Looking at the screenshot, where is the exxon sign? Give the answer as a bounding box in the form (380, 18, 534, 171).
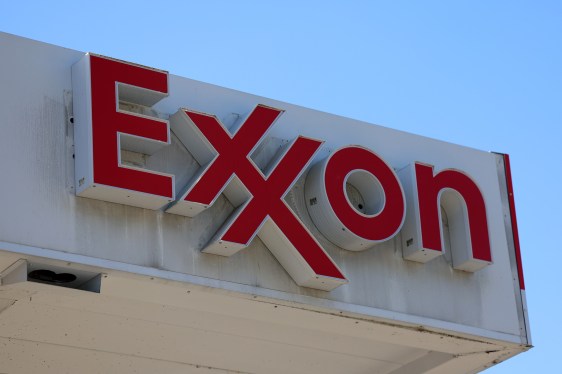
(72, 54, 493, 291)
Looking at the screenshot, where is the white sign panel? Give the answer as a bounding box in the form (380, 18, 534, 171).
(0, 32, 529, 348)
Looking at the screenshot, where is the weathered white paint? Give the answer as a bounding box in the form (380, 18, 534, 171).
(0, 253, 527, 373)
(0, 32, 530, 372)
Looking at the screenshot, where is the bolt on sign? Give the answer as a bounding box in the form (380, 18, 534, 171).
(73, 54, 493, 291)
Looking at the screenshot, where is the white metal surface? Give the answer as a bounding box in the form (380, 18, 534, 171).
(0, 32, 530, 372)
(0, 252, 525, 373)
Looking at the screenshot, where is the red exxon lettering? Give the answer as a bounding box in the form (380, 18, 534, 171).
(76, 54, 174, 209)
(305, 146, 406, 251)
(167, 105, 347, 291)
(399, 162, 492, 272)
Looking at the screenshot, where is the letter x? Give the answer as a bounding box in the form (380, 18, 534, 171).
(167, 105, 347, 290)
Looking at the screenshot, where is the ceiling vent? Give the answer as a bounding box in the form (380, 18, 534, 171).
(0, 259, 101, 293)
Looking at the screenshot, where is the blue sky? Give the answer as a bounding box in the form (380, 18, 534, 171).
(2, 1, 561, 372)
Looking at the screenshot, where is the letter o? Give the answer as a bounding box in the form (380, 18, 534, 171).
(305, 146, 405, 251)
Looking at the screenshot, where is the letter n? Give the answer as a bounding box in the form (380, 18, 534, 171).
(398, 163, 492, 272)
